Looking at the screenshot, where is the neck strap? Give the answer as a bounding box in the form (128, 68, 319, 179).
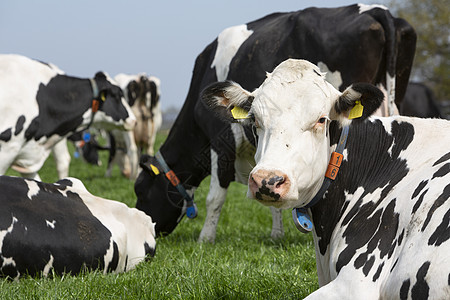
(155, 151, 198, 219)
(292, 125, 350, 233)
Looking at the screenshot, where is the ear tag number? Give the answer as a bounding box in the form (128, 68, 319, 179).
(231, 106, 250, 120)
(150, 164, 160, 175)
(348, 100, 364, 119)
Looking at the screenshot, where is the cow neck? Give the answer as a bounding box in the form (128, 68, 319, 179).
(292, 124, 350, 233)
(74, 78, 102, 135)
(155, 151, 198, 219)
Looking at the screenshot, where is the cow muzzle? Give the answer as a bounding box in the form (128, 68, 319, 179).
(248, 170, 291, 202)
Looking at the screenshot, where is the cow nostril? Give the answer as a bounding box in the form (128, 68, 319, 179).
(275, 176, 285, 188)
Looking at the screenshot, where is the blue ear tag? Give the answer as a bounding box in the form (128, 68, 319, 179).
(292, 208, 313, 233)
(186, 200, 198, 219)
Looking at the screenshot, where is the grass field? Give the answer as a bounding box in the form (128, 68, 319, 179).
(3, 132, 318, 299)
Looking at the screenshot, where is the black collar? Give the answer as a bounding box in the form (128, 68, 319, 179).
(292, 125, 350, 233)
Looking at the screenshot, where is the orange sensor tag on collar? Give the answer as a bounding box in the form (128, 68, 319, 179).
(92, 100, 99, 113)
(325, 152, 343, 180)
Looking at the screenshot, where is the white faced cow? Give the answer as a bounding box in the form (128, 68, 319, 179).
(0, 54, 136, 180)
(202, 59, 450, 299)
(0, 175, 156, 279)
(134, 4, 416, 244)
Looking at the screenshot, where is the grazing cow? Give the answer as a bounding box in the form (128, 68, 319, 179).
(134, 4, 416, 243)
(0, 175, 156, 279)
(400, 82, 444, 118)
(103, 74, 162, 179)
(203, 59, 450, 299)
(0, 54, 136, 180)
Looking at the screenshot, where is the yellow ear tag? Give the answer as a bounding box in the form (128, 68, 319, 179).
(150, 164, 160, 175)
(100, 92, 106, 101)
(348, 100, 364, 119)
(231, 106, 249, 120)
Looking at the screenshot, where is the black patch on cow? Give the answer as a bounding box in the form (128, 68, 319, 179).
(24, 75, 91, 141)
(448, 273, 450, 286)
(0, 128, 12, 142)
(313, 119, 412, 275)
(372, 261, 384, 282)
(432, 163, 450, 179)
(412, 180, 428, 199)
(391, 258, 399, 273)
(413, 189, 428, 214)
(14, 115, 26, 136)
(144, 241, 156, 258)
(433, 152, 450, 166)
(0, 176, 112, 277)
(411, 261, 430, 299)
(400, 279, 410, 300)
(428, 207, 450, 246)
(106, 242, 120, 273)
(397, 229, 404, 246)
(422, 183, 450, 231)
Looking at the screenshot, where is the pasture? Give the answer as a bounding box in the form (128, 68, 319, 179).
(3, 132, 318, 299)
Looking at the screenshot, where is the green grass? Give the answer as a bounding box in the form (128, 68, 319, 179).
(3, 132, 318, 299)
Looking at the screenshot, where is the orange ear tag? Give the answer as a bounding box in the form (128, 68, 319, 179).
(348, 100, 364, 119)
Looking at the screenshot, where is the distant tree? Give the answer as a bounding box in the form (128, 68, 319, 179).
(388, 0, 449, 101)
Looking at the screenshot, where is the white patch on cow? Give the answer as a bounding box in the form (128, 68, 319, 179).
(358, 3, 388, 14)
(0, 216, 18, 277)
(25, 179, 40, 200)
(231, 123, 256, 184)
(198, 149, 228, 243)
(46, 220, 56, 229)
(211, 24, 253, 81)
(42, 254, 54, 277)
(318, 62, 343, 90)
(386, 73, 397, 116)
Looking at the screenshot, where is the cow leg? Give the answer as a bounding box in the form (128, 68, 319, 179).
(269, 207, 284, 239)
(198, 150, 228, 243)
(52, 138, 71, 179)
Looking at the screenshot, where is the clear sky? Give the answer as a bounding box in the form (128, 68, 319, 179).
(1, 1, 382, 110)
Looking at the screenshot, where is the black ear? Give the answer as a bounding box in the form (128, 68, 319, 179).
(201, 81, 253, 123)
(334, 83, 384, 120)
(139, 154, 162, 176)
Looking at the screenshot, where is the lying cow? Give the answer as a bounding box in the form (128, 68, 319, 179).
(202, 59, 450, 299)
(134, 4, 416, 243)
(0, 54, 136, 180)
(0, 176, 156, 279)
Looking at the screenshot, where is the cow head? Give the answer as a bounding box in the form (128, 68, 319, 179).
(92, 72, 136, 131)
(134, 154, 186, 236)
(202, 59, 383, 209)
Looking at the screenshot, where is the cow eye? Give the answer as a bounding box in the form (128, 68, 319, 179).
(318, 117, 327, 124)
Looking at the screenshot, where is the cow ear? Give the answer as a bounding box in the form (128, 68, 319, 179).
(139, 154, 161, 176)
(332, 83, 384, 121)
(201, 81, 254, 123)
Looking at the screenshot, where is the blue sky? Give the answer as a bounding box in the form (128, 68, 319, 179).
(1, 1, 381, 110)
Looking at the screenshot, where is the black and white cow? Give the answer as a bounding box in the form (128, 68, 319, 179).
(400, 82, 444, 119)
(134, 4, 416, 243)
(203, 59, 450, 299)
(90, 74, 163, 180)
(0, 54, 136, 180)
(0, 175, 156, 279)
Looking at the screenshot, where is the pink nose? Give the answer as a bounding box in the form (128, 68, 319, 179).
(248, 170, 290, 201)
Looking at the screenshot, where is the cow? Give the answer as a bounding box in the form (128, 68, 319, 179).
(202, 58, 450, 299)
(0, 54, 136, 180)
(134, 4, 416, 243)
(400, 82, 444, 118)
(0, 175, 156, 279)
(101, 74, 162, 179)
